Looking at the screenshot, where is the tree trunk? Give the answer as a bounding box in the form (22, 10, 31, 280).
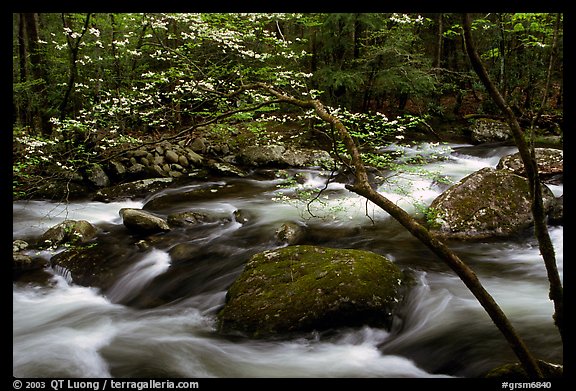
(20, 13, 51, 134)
(18, 14, 28, 83)
(59, 13, 91, 120)
(16, 14, 28, 126)
(353, 13, 362, 60)
(462, 13, 563, 347)
(497, 14, 507, 98)
(434, 13, 443, 68)
(531, 13, 561, 128)
(109, 14, 123, 91)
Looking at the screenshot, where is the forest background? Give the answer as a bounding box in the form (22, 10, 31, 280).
(12, 12, 563, 199)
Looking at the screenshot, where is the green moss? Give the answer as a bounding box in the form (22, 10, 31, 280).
(218, 245, 406, 338)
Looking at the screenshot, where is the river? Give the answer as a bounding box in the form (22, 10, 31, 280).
(13, 141, 563, 379)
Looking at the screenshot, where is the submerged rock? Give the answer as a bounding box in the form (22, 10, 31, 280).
(167, 211, 214, 227)
(93, 178, 174, 202)
(50, 242, 132, 290)
(217, 245, 407, 338)
(274, 221, 306, 245)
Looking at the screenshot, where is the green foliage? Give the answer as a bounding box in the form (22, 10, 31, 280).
(330, 109, 428, 167)
(306, 13, 438, 111)
(12, 12, 563, 198)
(421, 205, 444, 229)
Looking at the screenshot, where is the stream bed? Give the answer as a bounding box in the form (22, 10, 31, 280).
(13, 142, 563, 378)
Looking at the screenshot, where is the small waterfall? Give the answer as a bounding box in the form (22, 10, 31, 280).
(106, 249, 171, 303)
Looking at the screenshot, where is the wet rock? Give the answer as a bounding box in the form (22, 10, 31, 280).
(13, 239, 29, 253)
(496, 148, 563, 183)
(93, 178, 174, 202)
(429, 167, 556, 240)
(239, 145, 286, 166)
(549, 195, 563, 225)
(167, 211, 213, 227)
(34, 179, 88, 200)
(207, 160, 248, 177)
(168, 242, 202, 263)
(275, 221, 306, 245)
(39, 220, 98, 248)
(13, 251, 49, 281)
(50, 243, 129, 290)
(233, 209, 256, 225)
(238, 145, 334, 168)
(218, 245, 407, 338)
(143, 182, 270, 211)
(119, 208, 170, 234)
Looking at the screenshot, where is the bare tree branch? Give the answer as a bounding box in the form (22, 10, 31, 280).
(463, 13, 563, 351)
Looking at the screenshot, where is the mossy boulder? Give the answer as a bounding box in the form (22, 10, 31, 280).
(429, 167, 555, 240)
(39, 219, 98, 248)
(217, 245, 407, 338)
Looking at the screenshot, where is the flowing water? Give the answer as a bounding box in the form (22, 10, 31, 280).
(13, 142, 563, 378)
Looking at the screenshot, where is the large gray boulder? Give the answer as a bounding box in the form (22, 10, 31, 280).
(429, 167, 556, 240)
(217, 245, 407, 338)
